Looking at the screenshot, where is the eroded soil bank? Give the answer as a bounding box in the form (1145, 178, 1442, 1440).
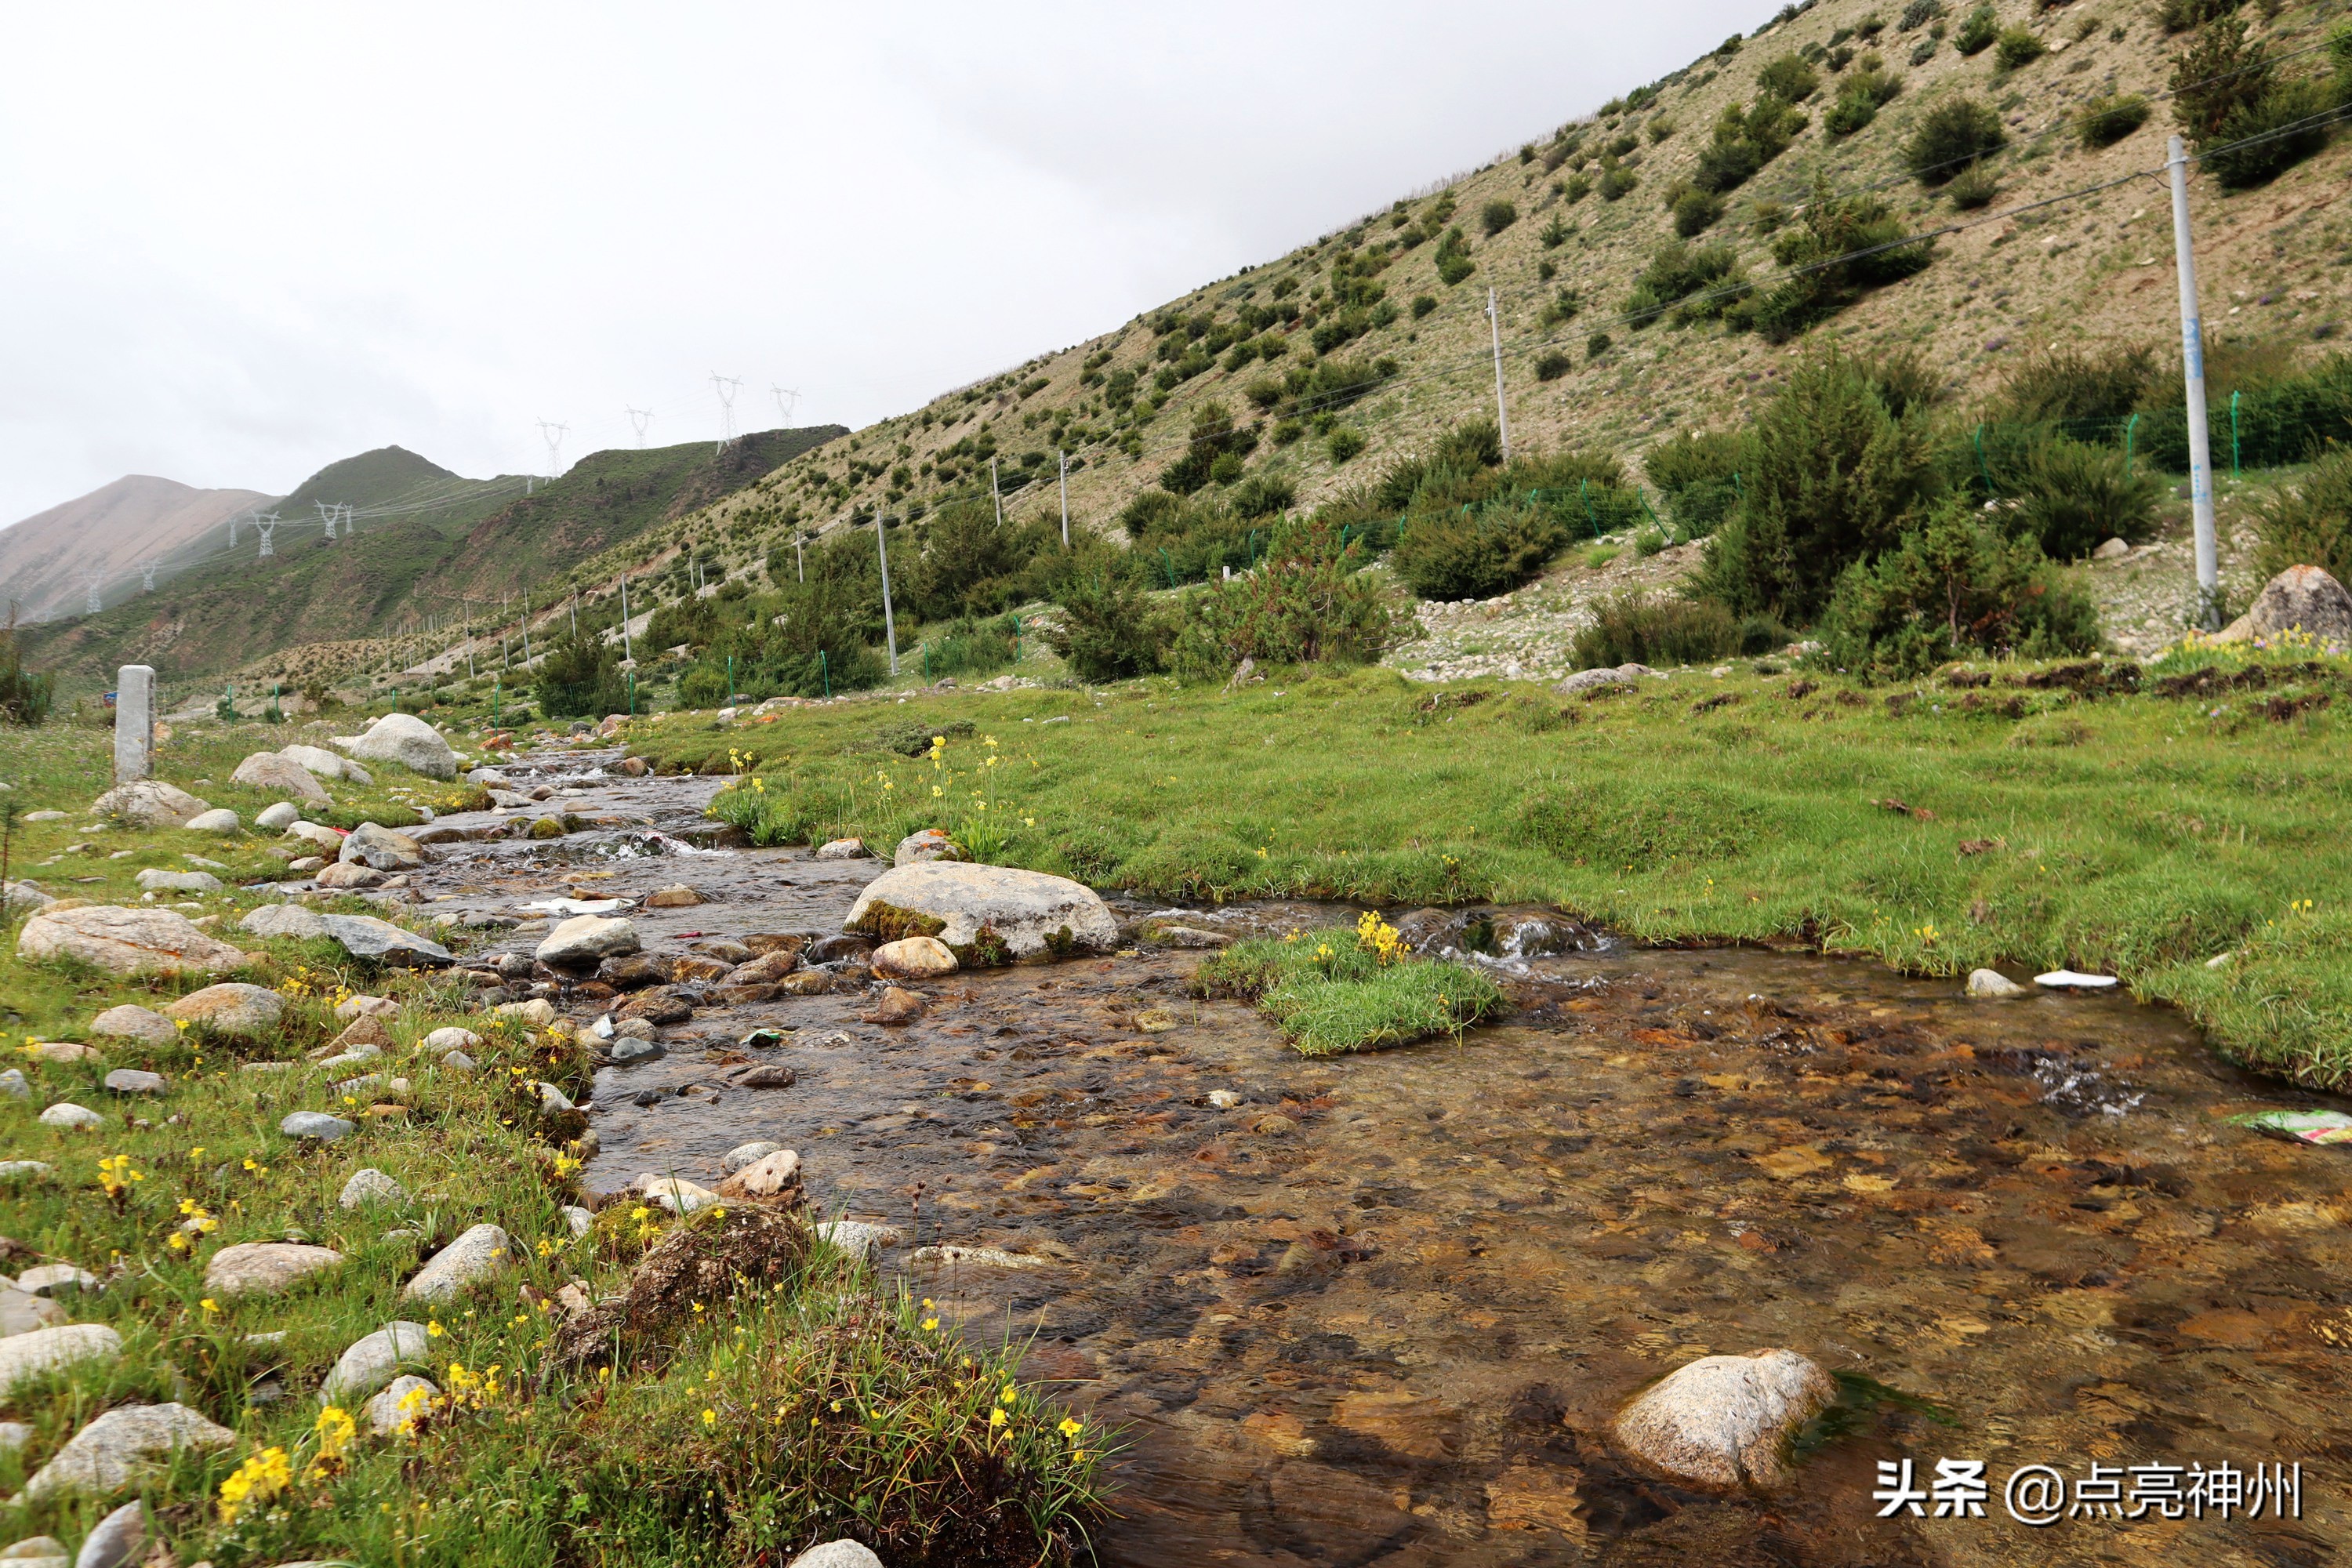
(411, 750, 2352, 1567)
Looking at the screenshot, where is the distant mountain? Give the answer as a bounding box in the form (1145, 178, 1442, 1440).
(0, 476, 267, 623)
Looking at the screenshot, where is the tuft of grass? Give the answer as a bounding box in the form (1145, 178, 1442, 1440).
(1198, 923, 1504, 1055)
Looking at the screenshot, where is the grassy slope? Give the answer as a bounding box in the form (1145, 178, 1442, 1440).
(0, 721, 1104, 1566)
(609, 0, 2352, 595)
(637, 645, 2352, 1089)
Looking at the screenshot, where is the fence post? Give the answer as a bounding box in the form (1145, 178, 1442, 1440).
(1580, 478, 1596, 533)
(493, 677, 501, 729)
(1013, 614, 1023, 662)
(1973, 423, 1994, 498)
(2230, 390, 2241, 477)
(626, 672, 635, 716)
(820, 650, 830, 699)
(726, 655, 735, 705)
(2123, 412, 2140, 477)
(1161, 547, 1176, 588)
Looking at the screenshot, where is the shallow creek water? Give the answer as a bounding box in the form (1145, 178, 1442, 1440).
(408, 748, 2352, 1567)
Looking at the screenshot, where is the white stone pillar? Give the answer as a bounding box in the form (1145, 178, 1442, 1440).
(114, 664, 156, 784)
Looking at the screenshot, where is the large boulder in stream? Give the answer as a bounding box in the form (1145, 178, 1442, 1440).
(332, 713, 459, 780)
(2215, 564, 2352, 646)
(1612, 1348, 1836, 1490)
(844, 862, 1116, 962)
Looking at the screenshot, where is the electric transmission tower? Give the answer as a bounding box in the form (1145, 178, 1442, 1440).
(228, 511, 241, 549)
(83, 568, 105, 615)
(710, 373, 742, 450)
(626, 407, 654, 448)
(315, 499, 350, 541)
(139, 558, 159, 592)
(538, 419, 569, 479)
(252, 511, 280, 559)
(771, 385, 799, 427)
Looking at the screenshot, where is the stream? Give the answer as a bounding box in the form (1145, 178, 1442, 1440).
(385, 743, 2352, 1567)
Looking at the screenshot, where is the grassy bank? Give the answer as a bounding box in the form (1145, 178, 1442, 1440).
(0, 727, 1109, 1566)
(640, 642, 2352, 1089)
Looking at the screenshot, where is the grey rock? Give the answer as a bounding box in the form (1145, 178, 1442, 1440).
(240, 902, 328, 941)
(561, 1205, 593, 1239)
(88, 1005, 175, 1046)
(421, 1026, 481, 1053)
(283, 818, 344, 850)
(162, 982, 284, 1039)
(2091, 536, 2130, 560)
(464, 767, 510, 786)
(438, 1050, 477, 1073)
(363, 1374, 439, 1435)
(0, 1071, 27, 1100)
(1, 880, 55, 915)
(0, 1159, 52, 1180)
(786, 1544, 884, 1568)
(815, 1221, 906, 1261)
(536, 914, 640, 967)
(339, 1168, 409, 1208)
(608, 1036, 666, 1066)
(339, 821, 426, 871)
(280, 1112, 357, 1142)
(1612, 1348, 1835, 1490)
(0, 1324, 122, 1399)
(15, 905, 244, 976)
(892, 828, 962, 866)
(87, 781, 209, 828)
(401, 1223, 513, 1301)
(281, 742, 353, 779)
(318, 913, 451, 968)
(0, 1422, 31, 1454)
(533, 1081, 574, 1112)
(1965, 968, 2027, 999)
(721, 1140, 784, 1174)
(846, 862, 1116, 960)
(254, 800, 303, 831)
(321, 1320, 430, 1403)
(182, 809, 242, 836)
(101, 1069, 165, 1096)
(333, 712, 458, 779)
(203, 1242, 343, 1298)
(133, 868, 220, 895)
(2216, 564, 2352, 645)
(21, 1403, 235, 1500)
(72, 1500, 147, 1568)
(38, 1104, 103, 1131)
(814, 837, 869, 860)
(232, 751, 332, 801)
(16, 1265, 96, 1298)
(0, 1286, 66, 1338)
(1, 1538, 67, 1568)
(1555, 666, 1635, 695)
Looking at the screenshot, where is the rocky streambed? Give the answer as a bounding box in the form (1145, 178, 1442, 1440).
(341, 744, 2352, 1567)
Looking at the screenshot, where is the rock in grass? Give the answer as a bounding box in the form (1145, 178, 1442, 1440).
(421, 1027, 481, 1054)
(17, 1265, 96, 1298)
(202, 1242, 343, 1298)
(101, 1069, 165, 1097)
(0, 1160, 52, 1181)
(1965, 968, 2027, 999)
(87, 781, 208, 828)
(716, 1149, 803, 1200)
(285, 819, 344, 851)
(720, 1141, 783, 1174)
(537, 914, 640, 967)
(0, 1324, 122, 1399)
(15, 906, 244, 977)
(338, 821, 426, 871)
(844, 862, 1116, 961)
(38, 1104, 103, 1131)
(254, 800, 303, 831)
(1, 1285, 67, 1337)
(363, 1374, 439, 1435)
(183, 809, 241, 835)
(317, 913, 451, 968)
(1611, 1348, 1836, 1490)
(814, 838, 868, 860)
(631, 1174, 722, 1216)
(232, 751, 332, 801)
(133, 869, 220, 895)
(339, 1169, 408, 1208)
(1555, 666, 1638, 696)
(892, 828, 961, 866)
(321, 1321, 430, 1403)
(786, 1544, 884, 1568)
(280, 1112, 356, 1142)
(20, 1403, 235, 1500)
(2214, 564, 2352, 645)
(871, 935, 957, 980)
(492, 999, 557, 1027)
(88, 1006, 174, 1046)
(0, 1537, 67, 1568)
(240, 902, 328, 941)
(332, 713, 458, 780)
(814, 1221, 904, 1261)
(162, 982, 284, 1040)
(0, 1071, 26, 1101)
(282, 743, 353, 780)
(71, 1500, 148, 1568)
(401, 1224, 513, 1302)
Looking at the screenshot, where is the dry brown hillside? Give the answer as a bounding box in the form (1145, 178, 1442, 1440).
(579, 0, 2350, 594)
(0, 476, 266, 622)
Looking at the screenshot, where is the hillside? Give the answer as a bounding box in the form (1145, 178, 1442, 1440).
(591, 0, 2352, 604)
(16, 429, 844, 697)
(0, 475, 267, 622)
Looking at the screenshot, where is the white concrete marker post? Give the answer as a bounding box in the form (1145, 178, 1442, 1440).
(114, 664, 155, 784)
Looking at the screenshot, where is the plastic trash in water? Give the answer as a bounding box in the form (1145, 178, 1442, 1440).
(2034, 970, 2120, 990)
(521, 898, 628, 916)
(2235, 1109, 2352, 1146)
(739, 1027, 789, 1048)
(590, 1015, 615, 1040)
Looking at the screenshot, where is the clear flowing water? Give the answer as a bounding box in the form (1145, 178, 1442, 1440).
(411, 747, 2352, 1567)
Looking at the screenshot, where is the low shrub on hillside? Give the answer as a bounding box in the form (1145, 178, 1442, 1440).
(2076, 92, 2154, 147)
(906, 497, 1057, 621)
(1628, 241, 1748, 326)
(1996, 345, 2156, 427)
(1994, 26, 2047, 69)
(1646, 428, 1746, 537)
(1046, 572, 1169, 681)
(2252, 448, 2352, 583)
(1570, 592, 1745, 668)
(1171, 517, 1398, 677)
(1535, 350, 1574, 382)
(1817, 503, 2100, 678)
(2172, 16, 2341, 188)
(1480, 198, 1518, 236)
(533, 627, 630, 718)
(1392, 495, 1571, 601)
(0, 616, 53, 726)
(1756, 53, 1820, 101)
(1824, 61, 1903, 134)
(2008, 434, 2166, 559)
(1748, 183, 1935, 342)
(1671, 186, 1727, 236)
(1906, 96, 2005, 183)
(1953, 4, 1998, 54)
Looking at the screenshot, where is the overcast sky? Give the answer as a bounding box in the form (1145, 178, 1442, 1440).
(0, 1, 1762, 526)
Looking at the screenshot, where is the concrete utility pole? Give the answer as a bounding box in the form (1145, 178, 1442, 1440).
(875, 510, 899, 676)
(990, 457, 1004, 528)
(521, 590, 532, 667)
(1486, 286, 1511, 465)
(620, 575, 633, 666)
(2167, 136, 2221, 630)
(114, 665, 156, 783)
(1058, 451, 1070, 547)
(794, 535, 804, 583)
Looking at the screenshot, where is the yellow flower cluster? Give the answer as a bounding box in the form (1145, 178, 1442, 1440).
(218, 1445, 292, 1523)
(1356, 910, 1406, 966)
(308, 1406, 356, 1479)
(96, 1154, 143, 1201)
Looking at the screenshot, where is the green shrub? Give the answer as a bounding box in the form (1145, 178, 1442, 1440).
(533, 627, 630, 718)
(1392, 495, 1570, 601)
(1671, 186, 1726, 236)
(1596, 158, 1639, 201)
(1171, 517, 1399, 677)
(1646, 428, 1745, 536)
(915, 613, 1018, 680)
(1748, 182, 1935, 341)
(1197, 927, 1504, 1055)
(1954, 4, 1998, 53)
(1563, 172, 1593, 203)
(1588, 332, 1613, 358)
(1996, 344, 2157, 426)
(2203, 75, 2337, 189)
(1691, 95, 1809, 196)
(1045, 574, 1168, 681)
(1757, 53, 1820, 100)
(1410, 293, 1438, 318)
(0, 617, 53, 726)
(2009, 435, 2165, 558)
(1535, 350, 1574, 382)
(1628, 240, 1748, 325)
(1480, 198, 1519, 236)
(1435, 225, 1476, 284)
(1538, 288, 1582, 328)
(1906, 96, 2005, 183)
(1818, 503, 2100, 677)
(2252, 448, 2352, 582)
(1944, 165, 2001, 209)
(2076, 92, 2154, 147)
(2159, 0, 2243, 31)
(1229, 473, 1296, 520)
(1328, 426, 1367, 463)
(1692, 351, 1940, 621)
(1824, 64, 1903, 135)
(904, 497, 1054, 620)
(1160, 402, 1254, 494)
(1571, 591, 1743, 667)
(1994, 26, 2048, 68)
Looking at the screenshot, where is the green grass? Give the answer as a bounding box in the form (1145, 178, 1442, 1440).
(622, 643, 2352, 1087)
(1197, 925, 1504, 1054)
(0, 717, 1109, 1566)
